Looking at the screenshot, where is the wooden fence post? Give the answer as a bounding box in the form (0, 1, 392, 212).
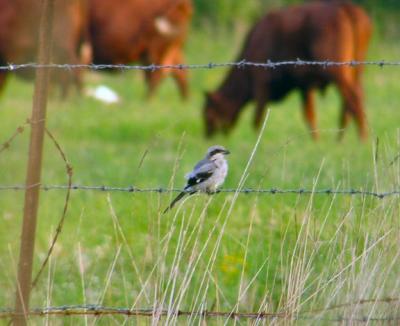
(13, 0, 55, 324)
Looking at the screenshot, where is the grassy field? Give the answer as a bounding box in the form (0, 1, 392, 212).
(1, 24, 400, 324)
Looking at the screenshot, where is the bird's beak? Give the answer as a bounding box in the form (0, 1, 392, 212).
(224, 149, 230, 155)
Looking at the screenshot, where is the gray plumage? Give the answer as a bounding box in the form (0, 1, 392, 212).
(163, 145, 230, 213)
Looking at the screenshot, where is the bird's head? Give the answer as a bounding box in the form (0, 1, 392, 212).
(206, 145, 230, 159)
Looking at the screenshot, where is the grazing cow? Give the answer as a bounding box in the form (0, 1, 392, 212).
(203, 1, 372, 140)
(88, 0, 193, 99)
(0, 0, 88, 97)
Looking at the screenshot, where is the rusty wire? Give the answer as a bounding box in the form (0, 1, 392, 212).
(30, 128, 73, 288)
(0, 304, 399, 323)
(0, 120, 30, 154)
(0, 119, 73, 289)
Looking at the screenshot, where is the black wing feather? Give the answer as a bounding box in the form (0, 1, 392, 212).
(185, 171, 213, 188)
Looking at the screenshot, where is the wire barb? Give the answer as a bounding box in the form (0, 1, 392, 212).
(0, 120, 30, 154)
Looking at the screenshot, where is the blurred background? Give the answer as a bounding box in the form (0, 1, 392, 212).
(192, 0, 399, 32)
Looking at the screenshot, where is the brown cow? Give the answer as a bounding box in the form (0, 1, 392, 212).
(0, 0, 88, 97)
(203, 1, 372, 140)
(88, 0, 192, 99)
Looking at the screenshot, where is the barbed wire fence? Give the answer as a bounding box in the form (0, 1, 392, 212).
(0, 184, 400, 198)
(2, 59, 400, 72)
(0, 305, 399, 323)
(1, 296, 400, 322)
(1, 58, 400, 323)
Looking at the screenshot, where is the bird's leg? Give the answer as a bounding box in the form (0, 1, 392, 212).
(206, 189, 216, 195)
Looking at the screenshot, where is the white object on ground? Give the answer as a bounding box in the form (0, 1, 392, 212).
(86, 85, 120, 104)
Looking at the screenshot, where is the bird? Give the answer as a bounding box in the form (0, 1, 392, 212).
(163, 145, 230, 213)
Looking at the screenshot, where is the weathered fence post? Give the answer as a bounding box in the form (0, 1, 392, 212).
(13, 0, 55, 324)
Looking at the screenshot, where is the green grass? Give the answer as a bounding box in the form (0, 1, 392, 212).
(0, 27, 400, 324)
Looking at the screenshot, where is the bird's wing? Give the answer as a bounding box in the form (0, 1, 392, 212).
(185, 160, 216, 189)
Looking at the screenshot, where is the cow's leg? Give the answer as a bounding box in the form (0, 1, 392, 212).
(0, 57, 9, 94)
(65, 48, 83, 96)
(73, 68, 83, 95)
(144, 49, 166, 99)
(144, 44, 177, 99)
(60, 73, 70, 99)
(335, 75, 367, 141)
(301, 89, 319, 140)
(170, 50, 189, 99)
(0, 71, 8, 94)
(338, 107, 351, 141)
(253, 95, 268, 129)
(253, 77, 269, 129)
(145, 46, 188, 100)
(52, 47, 78, 99)
(144, 69, 164, 99)
(172, 69, 188, 99)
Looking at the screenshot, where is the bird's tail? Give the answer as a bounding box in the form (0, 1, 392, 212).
(163, 191, 186, 214)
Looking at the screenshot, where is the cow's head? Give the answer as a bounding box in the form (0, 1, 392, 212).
(203, 92, 238, 138)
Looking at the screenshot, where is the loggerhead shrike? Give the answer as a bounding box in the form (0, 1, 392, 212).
(163, 145, 230, 213)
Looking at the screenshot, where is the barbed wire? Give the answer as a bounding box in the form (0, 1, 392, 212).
(306, 297, 400, 314)
(0, 305, 399, 323)
(1, 118, 74, 289)
(2, 59, 400, 72)
(31, 128, 73, 288)
(0, 120, 29, 154)
(0, 184, 399, 199)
